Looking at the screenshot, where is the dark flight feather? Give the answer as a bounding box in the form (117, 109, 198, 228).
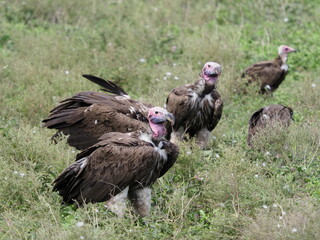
(82, 74, 128, 96)
(43, 76, 152, 150)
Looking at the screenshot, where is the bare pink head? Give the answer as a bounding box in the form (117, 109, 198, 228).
(201, 62, 222, 85)
(278, 45, 296, 61)
(147, 107, 174, 138)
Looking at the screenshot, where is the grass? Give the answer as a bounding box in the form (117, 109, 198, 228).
(1, 0, 320, 239)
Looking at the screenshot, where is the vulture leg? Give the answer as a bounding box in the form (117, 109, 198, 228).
(128, 188, 151, 217)
(170, 127, 185, 145)
(105, 186, 129, 217)
(195, 128, 210, 149)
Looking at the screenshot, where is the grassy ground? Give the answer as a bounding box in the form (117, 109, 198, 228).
(1, 0, 320, 239)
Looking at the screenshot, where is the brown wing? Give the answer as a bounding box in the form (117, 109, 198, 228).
(53, 132, 178, 205)
(243, 58, 285, 92)
(247, 104, 293, 145)
(43, 91, 151, 150)
(208, 90, 223, 131)
(158, 141, 179, 178)
(166, 86, 194, 134)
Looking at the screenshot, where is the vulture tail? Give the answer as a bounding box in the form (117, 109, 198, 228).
(82, 74, 128, 96)
(53, 157, 88, 204)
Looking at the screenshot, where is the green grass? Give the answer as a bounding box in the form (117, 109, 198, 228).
(1, 0, 320, 239)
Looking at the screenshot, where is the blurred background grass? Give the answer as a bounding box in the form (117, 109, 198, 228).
(0, 0, 320, 239)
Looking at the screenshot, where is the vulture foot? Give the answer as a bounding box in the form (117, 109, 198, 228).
(128, 188, 151, 217)
(195, 128, 210, 149)
(105, 186, 129, 217)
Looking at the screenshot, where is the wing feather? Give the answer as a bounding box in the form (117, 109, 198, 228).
(53, 133, 168, 205)
(43, 91, 150, 149)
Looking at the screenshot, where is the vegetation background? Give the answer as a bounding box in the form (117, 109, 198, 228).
(0, 0, 319, 239)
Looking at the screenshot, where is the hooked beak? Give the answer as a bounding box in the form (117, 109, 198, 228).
(149, 112, 175, 125)
(288, 47, 296, 53)
(166, 112, 175, 126)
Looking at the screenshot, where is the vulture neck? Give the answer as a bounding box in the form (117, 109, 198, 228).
(194, 78, 216, 96)
(278, 54, 287, 64)
(149, 122, 166, 139)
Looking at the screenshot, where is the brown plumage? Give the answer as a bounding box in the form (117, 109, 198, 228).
(53, 107, 179, 217)
(242, 45, 296, 93)
(247, 104, 293, 146)
(43, 75, 152, 150)
(166, 62, 223, 148)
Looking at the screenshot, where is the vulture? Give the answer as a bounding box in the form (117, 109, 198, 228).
(43, 75, 152, 150)
(165, 62, 223, 148)
(53, 107, 179, 217)
(247, 104, 293, 146)
(242, 45, 296, 94)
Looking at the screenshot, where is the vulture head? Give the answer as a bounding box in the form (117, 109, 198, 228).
(148, 107, 174, 138)
(278, 45, 296, 62)
(201, 62, 222, 86)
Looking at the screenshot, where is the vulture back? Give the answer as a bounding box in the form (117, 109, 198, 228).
(247, 104, 293, 146)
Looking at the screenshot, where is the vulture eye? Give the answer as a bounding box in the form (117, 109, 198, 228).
(155, 111, 159, 114)
(207, 65, 211, 68)
(285, 48, 289, 51)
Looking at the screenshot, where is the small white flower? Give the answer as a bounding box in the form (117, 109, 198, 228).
(311, 83, 316, 88)
(222, 134, 226, 137)
(65, 70, 69, 75)
(76, 221, 84, 227)
(255, 163, 259, 167)
(80, 236, 85, 239)
(153, 7, 158, 12)
(232, 140, 237, 144)
(255, 174, 259, 178)
(212, 135, 216, 140)
(262, 204, 268, 209)
(72, 150, 76, 153)
(283, 185, 289, 190)
(32, 130, 36, 134)
(13, 171, 18, 175)
(163, 76, 167, 80)
(265, 151, 271, 156)
(273, 203, 278, 208)
(174, 76, 179, 80)
(279, 216, 283, 220)
(139, 58, 146, 63)
(108, 42, 112, 46)
(186, 151, 192, 155)
(166, 72, 172, 76)
(19, 172, 25, 177)
(262, 162, 266, 167)
(291, 228, 297, 233)
(277, 223, 281, 228)
(145, 25, 150, 29)
(197, 61, 201, 65)
(241, 158, 245, 162)
(283, 17, 289, 22)
(215, 153, 220, 158)
(172, 63, 176, 66)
